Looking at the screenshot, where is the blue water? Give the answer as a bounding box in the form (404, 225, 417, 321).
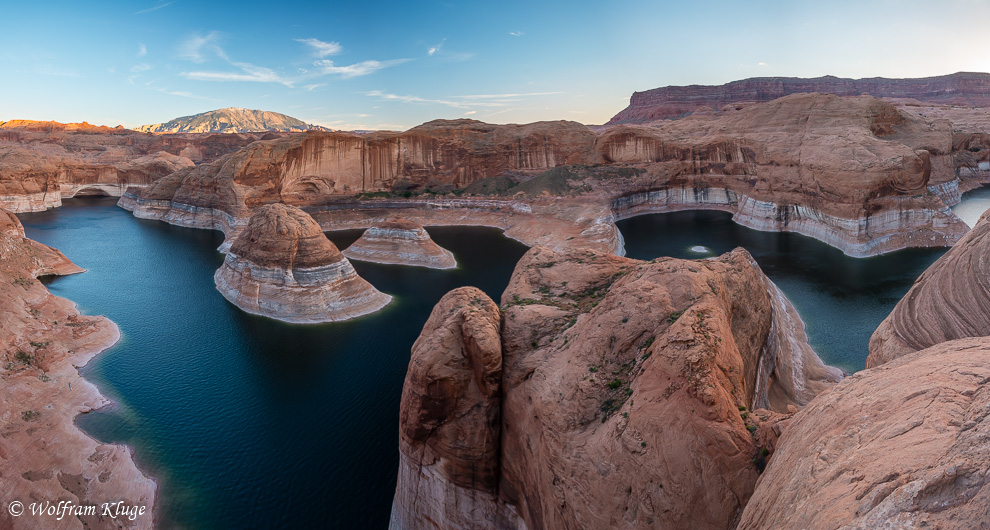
(18, 200, 946, 528)
(615, 210, 946, 373)
(19, 197, 529, 529)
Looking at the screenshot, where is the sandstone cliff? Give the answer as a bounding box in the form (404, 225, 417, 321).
(122, 96, 977, 259)
(0, 120, 264, 212)
(342, 219, 457, 269)
(214, 203, 391, 322)
(739, 337, 990, 529)
(608, 71, 990, 124)
(868, 209, 990, 367)
(0, 209, 156, 529)
(390, 246, 841, 529)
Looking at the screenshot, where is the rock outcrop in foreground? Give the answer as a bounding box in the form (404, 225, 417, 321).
(868, 209, 990, 367)
(608, 71, 990, 124)
(390, 246, 841, 529)
(342, 219, 457, 269)
(0, 209, 155, 529)
(214, 203, 390, 323)
(740, 337, 990, 529)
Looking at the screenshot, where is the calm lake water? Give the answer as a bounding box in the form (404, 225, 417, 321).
(20, 197, 528, 529)
(615, 211, 945, 373)
(19, 198, 955, 528)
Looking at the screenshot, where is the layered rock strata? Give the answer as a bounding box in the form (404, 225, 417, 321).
(608, 71, 990, 124)
(868, 209, 990, 367)
(122, 95, 978, 258)
(342, 219, 457, 269)
(0, 209, 156, 529)
(390, 246, 841, 529)
(739, 337, 990, 528)
(214, 204, 390, 323)
(0, 120, 268, 212)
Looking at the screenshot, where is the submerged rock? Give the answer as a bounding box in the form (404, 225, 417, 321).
(214, 203, 390, 323)
(342, 219, 457, 269)
(390, 246, 841, 529)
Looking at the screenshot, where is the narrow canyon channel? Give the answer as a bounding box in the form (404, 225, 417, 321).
(20, 195, 979, 527)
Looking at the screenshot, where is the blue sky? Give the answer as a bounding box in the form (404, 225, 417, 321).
(2, 0, 990, 130)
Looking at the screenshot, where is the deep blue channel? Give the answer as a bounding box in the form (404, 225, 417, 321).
(18, 199, 948, 528)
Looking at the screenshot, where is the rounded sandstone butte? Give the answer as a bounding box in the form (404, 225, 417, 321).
(342, 219, 457, 269)
(214, 203, 391, 323)
(389, 286, 522, 529)
(739, 337, 990, 529)
(868, 209, 990, 367)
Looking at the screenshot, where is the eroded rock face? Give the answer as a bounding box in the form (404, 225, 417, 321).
(868, 209, 990, 367)
(390, 287, 524, 530)
(0, 120, 263, 212)
(342, 219, 457, 269)
(391, 246, 841, 529)
(0, 208, 156, 529)
(740, 337, 990, 529)
(608, 72, 990, 124)
(214, 203, 390, 322)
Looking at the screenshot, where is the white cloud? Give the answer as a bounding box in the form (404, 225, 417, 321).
(36, 65, 80, 78)
(428, 38, 446, 56)
(138, 44, 147, 57)
(758, 61, 769, 67)
(454, 91, 561, 100)
(365, 90, 558, 111)
(134, 1, 174, 15)
(296, 38, 342, 58)
(509, 31, 524, 37)
(131, 63, 152, 73)
(178, 31, 222, 63)
(315, 59, 409, 78)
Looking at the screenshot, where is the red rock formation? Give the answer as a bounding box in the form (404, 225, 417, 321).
(868, 209, 990, 367)
(0, 208, 156, 529)
(0, 121, 270, 212)
(739, 337, 990, 529)
(390, 246, 841, 529)
(608, 72, 990, 124)
(214, 204, 391, 322)
(342, 219, 457, 269)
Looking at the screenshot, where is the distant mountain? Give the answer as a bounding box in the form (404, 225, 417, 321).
(608, 71, 990, 124)
(135, 108, 330, 134)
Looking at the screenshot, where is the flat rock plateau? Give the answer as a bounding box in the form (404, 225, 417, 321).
(342, 218, 457, 269)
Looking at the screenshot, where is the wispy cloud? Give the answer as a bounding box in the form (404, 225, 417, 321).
(758, 61, 769, 67)
(36, 65, 80, 78)
(180, 34, 407, 86)
(131, 63, 152, 73)
(365, 90, 560, 111)
(178, 31, 223, 63)
(138, 44, 148, 57)
(314, 58, 409, 78)
(454, 91, 562, 100)
(296, 38, 342, 58)
(428, 38, 446, 56)
(134, 1, 174, 15)
(509, 31, 525, 37)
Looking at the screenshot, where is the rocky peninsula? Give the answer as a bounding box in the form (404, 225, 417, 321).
(389, 246, 842, 529)
(214, 203, 391, 323)
(0, 209, 155, 529)
(342, 219, 457, 269)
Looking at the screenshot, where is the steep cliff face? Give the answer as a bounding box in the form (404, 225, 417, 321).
(0, 121, 263, 212)
(602, 94, 968, 256)
(0, 208, 156, 529)
(740, 337, 990, 529)
(608, 72, 990, 124)
(868, 209, 990, 367)
(390, 246, 841, 529)
(342, 219, 457, 269)
(214, 204, 391, 323)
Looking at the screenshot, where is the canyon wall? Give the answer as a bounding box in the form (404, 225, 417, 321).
(608, 71, 990, 124)
(391, 246, 841, 529)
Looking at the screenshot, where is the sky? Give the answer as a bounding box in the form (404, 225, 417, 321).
(2, 0, 990, 130)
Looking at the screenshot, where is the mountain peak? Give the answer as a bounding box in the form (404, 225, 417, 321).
(135, 108, 329, 134)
